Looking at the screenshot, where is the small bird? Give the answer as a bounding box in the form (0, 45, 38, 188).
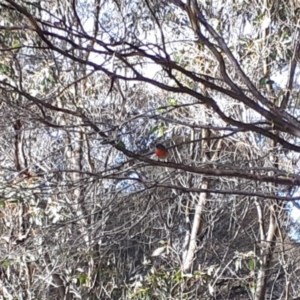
(155, 144, 169, 159)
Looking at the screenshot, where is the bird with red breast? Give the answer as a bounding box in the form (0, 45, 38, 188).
(155, 143, 169, 160)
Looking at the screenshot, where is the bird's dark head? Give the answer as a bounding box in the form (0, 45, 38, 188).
(156, 143, 166, 150)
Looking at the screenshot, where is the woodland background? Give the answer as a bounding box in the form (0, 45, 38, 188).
(0, 0, 300, 299)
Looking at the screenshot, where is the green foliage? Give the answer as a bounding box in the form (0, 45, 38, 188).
(128, 267, 215, 299)
(247, 258, 257, 271)
(117, 140, 126, 149)
(1, 260, 13, 267)
(0, 63, 10, 75)
(76, 273, 90, 287)
(150, 125, 158, 134)
(259, 77, 274, 85)
(168, 98, 178, 106)
(12, 41, 21, 52)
